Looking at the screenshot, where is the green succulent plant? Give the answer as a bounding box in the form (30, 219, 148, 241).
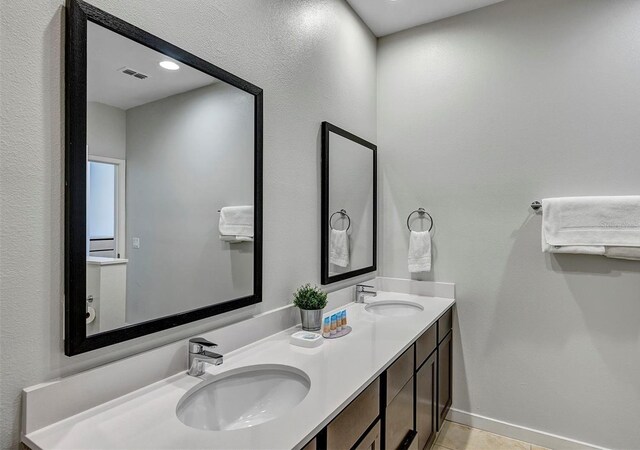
(293, 283, 328, 310)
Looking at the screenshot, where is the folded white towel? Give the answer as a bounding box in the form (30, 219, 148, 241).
(541, 230, 605, 255)
(408, 231, 431, 273)
(605, 247, 640, 261)
(219, 206, 253, 243)
(542, 196, 640, 252)
(329, 229, 349, 267)
(219, 235, 253, 243)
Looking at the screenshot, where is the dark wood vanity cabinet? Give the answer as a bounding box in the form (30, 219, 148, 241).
(436, 310, 453, 432)
(355, 420, 382, 450)
(384, 347, 415, 450)
(326, 379, 380, 450)
(311, 307, 453, 450)
(416, 351, 437, 449)
(302, 438, 317, 450)
(437, 332, 452, 431)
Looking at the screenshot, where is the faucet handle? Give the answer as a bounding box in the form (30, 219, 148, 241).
(356, 284, 375, 291)
(189, 337, 217, 353)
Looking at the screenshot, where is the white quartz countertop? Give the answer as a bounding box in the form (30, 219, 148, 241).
(25, 292, 455, 450)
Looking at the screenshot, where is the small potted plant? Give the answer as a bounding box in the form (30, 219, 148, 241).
(293, 283, 328, 331)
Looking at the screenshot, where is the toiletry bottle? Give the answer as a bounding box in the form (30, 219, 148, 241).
(336, 312, 342, 332)
(322, 317, 331, 338)
(341, 310, 347, 328)
(330, 314, 337, 335)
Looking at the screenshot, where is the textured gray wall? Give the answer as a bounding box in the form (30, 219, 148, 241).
(87, 101, 126, 159)
(378, 1, 640, 448)
(125, 82, 254, 323)
(0, 0, 376, 447)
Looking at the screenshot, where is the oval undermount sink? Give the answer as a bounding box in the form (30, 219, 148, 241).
(176, 364, 310, 431)
(365, 300, 424, 317)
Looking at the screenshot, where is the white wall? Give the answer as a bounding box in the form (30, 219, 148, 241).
(87, 101, 126, 159)
(0, 0, 376, 447)
(125, 82, 254, 322)
(377, 0, 640, 448)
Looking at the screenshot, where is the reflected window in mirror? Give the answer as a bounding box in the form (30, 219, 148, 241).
(321, 122, 377, 284)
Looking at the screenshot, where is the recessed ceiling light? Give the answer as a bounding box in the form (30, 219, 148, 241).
(159, 60, 180, 71)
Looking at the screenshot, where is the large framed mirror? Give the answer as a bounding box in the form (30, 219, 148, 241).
(65, 0, 263, 355)
(321, 122, 376, 284)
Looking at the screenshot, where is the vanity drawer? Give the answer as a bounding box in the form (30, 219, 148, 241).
(415, 324, 437, 369)
(437, 308, 453, 343)
(354, 420, 381, 450)
(385, 377, 415, 450)
(327, 378, 380, 450)
(386, 346, 414, 405)
(302, 438, 316, 450)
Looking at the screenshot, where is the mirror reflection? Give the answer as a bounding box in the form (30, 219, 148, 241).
(86, 22, 255, 335)
(328, 133, 374, 276)
(322, 123, 376, 284)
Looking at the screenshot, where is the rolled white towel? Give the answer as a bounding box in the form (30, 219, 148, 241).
(408, 230, 431, 273)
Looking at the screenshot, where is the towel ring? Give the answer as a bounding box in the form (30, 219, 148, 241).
(407, 208, 434, 232)
(330, 209, 351, 231)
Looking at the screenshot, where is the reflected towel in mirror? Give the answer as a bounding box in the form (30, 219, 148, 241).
(330, 229, 349, 267)
(219, 206, 253, 243)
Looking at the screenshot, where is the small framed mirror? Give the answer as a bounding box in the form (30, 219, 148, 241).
(65, 0, 263, 355)
(321, 122, 377, 284)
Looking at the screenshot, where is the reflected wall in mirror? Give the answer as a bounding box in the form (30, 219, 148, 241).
(321, 122, 377, 284)
(66, 0, 262, 355)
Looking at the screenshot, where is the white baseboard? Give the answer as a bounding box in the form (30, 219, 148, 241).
(447, 408, 607, 450)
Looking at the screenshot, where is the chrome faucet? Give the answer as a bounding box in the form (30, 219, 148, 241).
(355, 284, 377, 303)
(187, 337, 223, 377)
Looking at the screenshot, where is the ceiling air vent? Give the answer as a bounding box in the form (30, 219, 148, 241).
(118, 67, 149, 80)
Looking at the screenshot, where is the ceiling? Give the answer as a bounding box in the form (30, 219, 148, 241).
(346, 0, 505, 37)
(87, 22, 217, 110)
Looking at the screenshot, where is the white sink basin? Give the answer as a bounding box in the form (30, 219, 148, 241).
(176, 364, 310, 431)
(365, 300, 424, 317)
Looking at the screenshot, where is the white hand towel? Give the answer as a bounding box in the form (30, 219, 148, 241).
(542, 196, 640, 253)
(219, 206, 253, 242)
(605, 247, 640, 261)
(329, 229, 349, 267)
(408, 230, 431, 273)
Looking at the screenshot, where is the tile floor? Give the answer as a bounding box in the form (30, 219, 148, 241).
(434, 421, 551, 450)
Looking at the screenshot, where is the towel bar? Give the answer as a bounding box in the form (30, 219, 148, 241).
(407, 208, 434, 232)
(530, 201, 542, 212)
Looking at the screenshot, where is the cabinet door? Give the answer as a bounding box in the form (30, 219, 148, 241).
(415, 324, 436, 369)
(354, 421, 381, 450)
(302, 438, 316, 450)
(387, 346, 414, 406)
(437, 308, 453, 343)
(327, 378, 380, 450)
(385, 378, 414, 450)
(416, 351, 437, 450)
(437, 331, 452, 431)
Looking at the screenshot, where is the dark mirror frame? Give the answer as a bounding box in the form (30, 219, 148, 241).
(65, 0, 263, 356)
(321, 122, 377, 285)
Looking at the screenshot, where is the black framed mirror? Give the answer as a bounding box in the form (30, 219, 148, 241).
(65, 0, 263, 355)
(321, 122, 377, 284)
